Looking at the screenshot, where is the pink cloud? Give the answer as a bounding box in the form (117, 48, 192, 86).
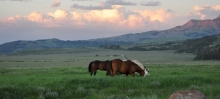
(7, 15, 20, 21)
(126, 14, 145, 29)
(189, 5, 220, 19)
(0, 6, 180, 31)
(135, 9, 176, 22)
(51, 0, 60, 8)
(0, 15, 21, 27)
(25, 12, 43, 22)
(1, 5, 219, 31)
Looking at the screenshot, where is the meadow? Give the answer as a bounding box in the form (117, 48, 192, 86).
(0, 48, 220, 99)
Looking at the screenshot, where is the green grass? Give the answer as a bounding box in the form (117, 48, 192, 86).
(0, 49, 220, 99)
(1, 65, 220, 99)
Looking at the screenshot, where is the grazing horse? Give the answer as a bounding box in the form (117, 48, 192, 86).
(88, 60, 110, 76)
(108, 59, 149, 77)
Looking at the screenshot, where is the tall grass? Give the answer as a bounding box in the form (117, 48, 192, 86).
(0, 64, 220, 99)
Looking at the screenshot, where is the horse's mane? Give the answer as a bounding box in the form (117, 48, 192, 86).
(131, 60, 145, 70)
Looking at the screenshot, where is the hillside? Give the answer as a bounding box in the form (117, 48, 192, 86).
(0, 15, 220, 54)
(90, 15, 220, 43)
(0, 39, 127, 54)
(175, 34, 220, 54)
(121, 34, 220, 60)
(175, 34, 220, 60)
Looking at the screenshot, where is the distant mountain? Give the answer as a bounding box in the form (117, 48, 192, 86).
(166, 15, 220, 38)
(0, 39, 127, 54)
(90, 15, 220, 43)
(0, 15, 220, 54)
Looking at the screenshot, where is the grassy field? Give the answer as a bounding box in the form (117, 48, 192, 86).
(0, 48, 220, 99)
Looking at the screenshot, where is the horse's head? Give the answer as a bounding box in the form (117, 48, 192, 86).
(131, 60, 150, 77)
(144, 66, 150, 76)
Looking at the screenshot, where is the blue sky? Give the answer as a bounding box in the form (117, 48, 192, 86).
(0, 0, 220, 44)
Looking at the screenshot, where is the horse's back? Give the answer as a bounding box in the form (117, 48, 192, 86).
(111, 59, 135, 73)
(122, 60, 136, 73)
(90, 60, 100, 70)
(98, 60, 110, 70)
(111, 59, 122, 69)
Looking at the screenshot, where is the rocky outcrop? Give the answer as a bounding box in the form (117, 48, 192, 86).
(169, 90, 206, 99)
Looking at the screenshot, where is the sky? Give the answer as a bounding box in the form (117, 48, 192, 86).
(0, 0, 220, 44)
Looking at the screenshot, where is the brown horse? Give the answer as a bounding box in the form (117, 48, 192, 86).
(88, 60, 110, 76)
(108, 59, 149, 77)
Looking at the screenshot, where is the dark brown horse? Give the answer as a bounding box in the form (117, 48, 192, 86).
(108, 59, 149, 77)
(88, 60, 110, 76)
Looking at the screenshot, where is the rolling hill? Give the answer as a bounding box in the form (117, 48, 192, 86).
(0, 15, 220, 54)
(0, 38, 128, 54)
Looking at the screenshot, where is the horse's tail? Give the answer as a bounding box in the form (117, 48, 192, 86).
(107, 61, 112, 76)
(88, 62, 92, 72)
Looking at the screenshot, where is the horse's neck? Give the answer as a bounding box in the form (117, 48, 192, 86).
(133, 63, 144, 72)
(132, 60, 145, 70)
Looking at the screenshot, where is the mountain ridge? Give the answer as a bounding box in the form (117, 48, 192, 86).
(1, 15, 220, 54)
(0, 39, 128, 54)
(90, 15, 220, 43)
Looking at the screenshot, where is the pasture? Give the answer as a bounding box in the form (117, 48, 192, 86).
(0, 48, 220, 99)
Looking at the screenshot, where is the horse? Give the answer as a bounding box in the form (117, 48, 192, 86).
(108, 59, 149, 77)
(88, 60, 110, 76)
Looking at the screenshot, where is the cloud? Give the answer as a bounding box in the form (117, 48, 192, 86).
(141, 1, 161, 6)
(70, 3, 112, 10)
(134, 9, 176, 23)
(189, 5, 220, 19)
(70, 0, 136, 16)
(104, 0, 136, 6)
(0, 6, 183, 44)
(48, 9, 69, 20)
(25, 12, 44, 22)
(51, 0, 60, 8)
(0, 7, 178, 31)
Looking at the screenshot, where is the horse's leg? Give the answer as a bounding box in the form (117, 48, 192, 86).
(106, 69, 111, 76)
(109, 70, 113, 76)
(106, 71, 109, 76)
(111, 71, 117, 77)
(126, 74, 128, 77)
(131, 73, 135, 77)
(90, 72, 93, 76)
(94, 71, 97, 76)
